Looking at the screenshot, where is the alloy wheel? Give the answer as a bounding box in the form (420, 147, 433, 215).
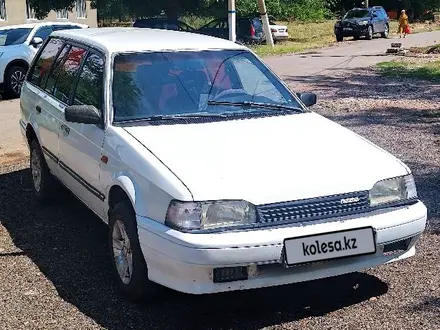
(10, 69, 25, 94)
(112, 219, 133, 285)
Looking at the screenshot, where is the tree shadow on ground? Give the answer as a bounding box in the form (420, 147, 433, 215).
(285, 68, 440, 101)
(0, 167, 389, 330)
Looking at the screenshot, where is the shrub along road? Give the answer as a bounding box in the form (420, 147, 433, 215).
(0, 31, 439, 330)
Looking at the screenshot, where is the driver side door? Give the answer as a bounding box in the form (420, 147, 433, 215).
(57, 47, 107, 218)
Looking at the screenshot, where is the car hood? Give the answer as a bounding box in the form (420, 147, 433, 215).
(341, 18, 369, 23)
(124, 112, 408, 205)
(0, 44, 24, 51)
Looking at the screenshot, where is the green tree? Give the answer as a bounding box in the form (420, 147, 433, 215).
(29, 0, 213, 20)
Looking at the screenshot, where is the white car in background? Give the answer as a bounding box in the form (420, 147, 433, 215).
(269, 18, 289, 42)
(20, 27, 426, 302)
(0, 22, 87, 97)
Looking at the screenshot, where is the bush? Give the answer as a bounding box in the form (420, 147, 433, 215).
(236, 0, 333, 22)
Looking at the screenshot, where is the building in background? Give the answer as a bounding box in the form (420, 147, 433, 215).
(0, 0, 97, 27)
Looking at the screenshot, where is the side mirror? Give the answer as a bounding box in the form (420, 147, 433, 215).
(30, 37, 44, 47)
(65, 105, 101, 125)
(297, 92, 317, 107)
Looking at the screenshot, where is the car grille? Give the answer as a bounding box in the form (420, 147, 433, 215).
(257, 191, 370, 224)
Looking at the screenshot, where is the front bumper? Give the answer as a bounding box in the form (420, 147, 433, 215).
(335, 25, 369, 37)
(137, 200, 427, 294)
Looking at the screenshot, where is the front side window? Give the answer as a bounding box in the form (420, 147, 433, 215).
(34, 26, 54, 41)
(52, 46, 87, 104)
(112, 50, 302, 122)
(29, 37, 64, 87)
(0, 28, 33, 46)
(72, 52, 105, 111)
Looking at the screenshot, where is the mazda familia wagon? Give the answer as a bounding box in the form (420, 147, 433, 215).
(19, 27, 427, 301)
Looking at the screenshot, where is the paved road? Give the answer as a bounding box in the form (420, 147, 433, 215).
(264, 30, 440, 77)
(1, 30, 439, 161)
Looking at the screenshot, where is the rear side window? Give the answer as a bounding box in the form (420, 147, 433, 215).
(44, 44, 71, 93)
(72, 52, 105, 111)
(52, 46, 88, 104)
(29, 37, 64, 87)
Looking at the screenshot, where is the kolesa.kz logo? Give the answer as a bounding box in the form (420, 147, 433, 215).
(302, 236, 358, 256)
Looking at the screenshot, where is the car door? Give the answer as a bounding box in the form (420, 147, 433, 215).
(372, 10, 382, 32)
(22, 37, 66, 175)
(56, 47, 107, 218)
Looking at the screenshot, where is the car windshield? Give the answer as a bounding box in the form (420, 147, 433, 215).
(112, 49, 303, 122)
(344, 9, 371, 19)
(0, 28, 33, 46)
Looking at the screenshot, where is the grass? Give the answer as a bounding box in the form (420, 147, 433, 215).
(252, 20, 336, 56)
(376, 59, 440, 82)
(251, 20, 440, 57)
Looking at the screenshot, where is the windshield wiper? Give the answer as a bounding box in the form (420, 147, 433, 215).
(115, 112, 229, 124)
(207, 100, 303, 113)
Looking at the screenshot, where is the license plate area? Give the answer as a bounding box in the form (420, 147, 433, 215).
(343, 27, 352, 31)
(283, 227, 376, 267)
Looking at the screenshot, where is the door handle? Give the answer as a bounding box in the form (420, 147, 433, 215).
(60, 124, 70, 135)
(36, 105, 41, 114)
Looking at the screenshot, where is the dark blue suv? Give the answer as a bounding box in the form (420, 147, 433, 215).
(334, 6, 389, 42)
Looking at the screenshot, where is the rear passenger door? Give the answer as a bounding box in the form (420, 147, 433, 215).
(22, 37, 66, 176)
(56, 48, 107, 218)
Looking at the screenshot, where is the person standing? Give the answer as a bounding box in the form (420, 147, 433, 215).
(398, 9, 410, 38)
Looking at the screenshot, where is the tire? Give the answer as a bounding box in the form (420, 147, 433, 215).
(30, 139, 59, 204)
(336, 34, 343, 42)
(5, 65, 27, 98)
(381, 24, 389, 38)
(108, 201, 161, 302)
(366, 26, 373, 40)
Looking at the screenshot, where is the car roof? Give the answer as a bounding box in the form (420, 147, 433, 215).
(0, 21, 88, 31)
(0, 23, 37, 31)
(51, 27, 248, 54)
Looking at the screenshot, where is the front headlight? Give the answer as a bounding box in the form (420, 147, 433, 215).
(165, 200, 257, 231)
(369, 174, 417, 207)
(358, 20, 369, 25)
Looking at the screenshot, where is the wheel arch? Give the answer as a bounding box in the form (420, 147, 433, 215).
(4, 59, 29, 81)
(107, 176, 137, 219)
(25, 123, 40, 147)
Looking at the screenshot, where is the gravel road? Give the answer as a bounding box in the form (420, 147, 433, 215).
(0, 41, 439, 329)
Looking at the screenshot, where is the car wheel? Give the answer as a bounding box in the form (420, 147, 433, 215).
(108, 201, 161, 302)
(366, 26, 373, 40)
(30, 139, 58, 204)
(5, 65, 27, 98)
(381, 25, 389, 38)
(336, 34, 343, 42)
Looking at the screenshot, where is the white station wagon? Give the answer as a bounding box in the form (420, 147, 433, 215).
(19, 27, 427, 301)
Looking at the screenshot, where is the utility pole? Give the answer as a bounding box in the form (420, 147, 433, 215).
(228, 0, 236, 42)
(365, 0, 369, 8)
(258, 0, 274, 47)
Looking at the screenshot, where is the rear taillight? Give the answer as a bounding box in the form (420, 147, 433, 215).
(271, 28, 277, 33)
(250, 24, 255, 36)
